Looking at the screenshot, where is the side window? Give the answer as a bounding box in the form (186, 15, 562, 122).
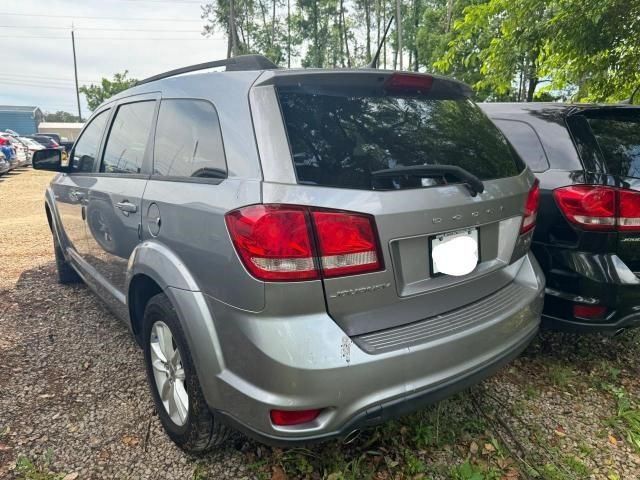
(153, 99, 227, 179)
(101, 101, 156, 174)
(70, 110, 109, 172)
(494, 119, 550, 172)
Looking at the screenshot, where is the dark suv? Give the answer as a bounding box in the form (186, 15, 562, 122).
(481, 103, 640, 334)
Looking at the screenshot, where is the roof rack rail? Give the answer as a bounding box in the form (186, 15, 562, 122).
(136, 54, 279, 86)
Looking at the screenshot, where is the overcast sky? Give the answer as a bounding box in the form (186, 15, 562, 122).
(1, 0, 227, 116)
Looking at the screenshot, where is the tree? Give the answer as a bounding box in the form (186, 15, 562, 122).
(44, 111, 81, 122)
(79, 72, 138, 111)
(434, 0, 552, 102)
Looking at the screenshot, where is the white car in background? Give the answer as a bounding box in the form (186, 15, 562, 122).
(17, 136, 44, 163)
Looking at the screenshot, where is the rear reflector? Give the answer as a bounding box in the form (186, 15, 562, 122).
(520, 179, 540, 234)
(384, 73, 434, 93)
(573, 304, 607, 320)
(225, 205, 383, 281)
(553, 185, 640, 231)
(270, 409, 322, 426)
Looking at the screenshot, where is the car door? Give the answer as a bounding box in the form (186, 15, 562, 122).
(83, 95, 157, 309)
(52, 108, 110, 260)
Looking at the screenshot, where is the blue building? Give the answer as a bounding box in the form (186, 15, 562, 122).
(0, 105, 44, 135)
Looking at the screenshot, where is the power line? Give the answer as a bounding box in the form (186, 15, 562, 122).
(0, 12, 202, 22)
(0, 73, 101, 83)
(0, 25, 204, 32)
(0, 35, 221, 40)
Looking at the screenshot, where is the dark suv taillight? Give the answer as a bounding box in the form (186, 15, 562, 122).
(553, 185, 640, 231)
(225, 205, 383, 281)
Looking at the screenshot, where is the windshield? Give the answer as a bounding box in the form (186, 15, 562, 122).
(277, 88, 524, 190)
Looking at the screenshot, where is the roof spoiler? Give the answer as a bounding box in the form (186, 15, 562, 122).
(136, 54, 279, 86)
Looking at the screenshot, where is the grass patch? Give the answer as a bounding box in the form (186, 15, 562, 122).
(14, 450, 63, 480)
(606, 386, 640, 452)
(548, 364, 575, 388)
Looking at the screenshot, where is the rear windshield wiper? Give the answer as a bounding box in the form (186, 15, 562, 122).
(371, 165, 485, 196)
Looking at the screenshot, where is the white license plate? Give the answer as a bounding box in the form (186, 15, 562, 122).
(430, 228, 479, 276)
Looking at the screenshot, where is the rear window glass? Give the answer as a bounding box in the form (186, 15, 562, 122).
(277, 89, 524, 190)
(494, 119, 549, 172)
(585, 110, 640, 178)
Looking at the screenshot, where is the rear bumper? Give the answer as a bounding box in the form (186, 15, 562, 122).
(216, 323, 538, 447)
(183, 252, 544, 445)
(535, 246, 640, 332)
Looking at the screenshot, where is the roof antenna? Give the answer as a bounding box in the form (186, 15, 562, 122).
(367, 16, 394, 69)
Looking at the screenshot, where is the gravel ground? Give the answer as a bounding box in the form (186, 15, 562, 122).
(1, 169, 639, 480)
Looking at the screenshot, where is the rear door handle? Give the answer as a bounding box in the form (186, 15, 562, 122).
(115, 201, 138, 215)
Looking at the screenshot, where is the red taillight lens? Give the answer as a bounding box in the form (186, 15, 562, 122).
(270, 408, 322, 426)
(225, 205, 383, 281)
(553, 186, 621, 231)
(556, 185, 616, 229)
(618, 189, 640, 231)
(521, 179, 540, 234)
(573, 304, 607, 320)
(384, 73, 434, 93)
(225, 205, 318, 281)
(311, 210, 381, 277)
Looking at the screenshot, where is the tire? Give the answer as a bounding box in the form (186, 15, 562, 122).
(53, 233, 82, 284)
(142, 292, 230, 452)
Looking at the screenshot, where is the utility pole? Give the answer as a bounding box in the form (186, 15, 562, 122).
(71, 25, 82, 121)
(396, 0, 402, 70)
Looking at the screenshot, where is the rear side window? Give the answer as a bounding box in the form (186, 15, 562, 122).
(585, 110, 640, 178)
(494, 119, 549, 172)
(153, 99, 226, 179)
(70, 110, 109, 172)
(101, 101, 155, 174)
(277, 88, 523, 190)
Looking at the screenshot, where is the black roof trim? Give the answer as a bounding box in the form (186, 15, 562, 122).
(136, 55, 278, 86)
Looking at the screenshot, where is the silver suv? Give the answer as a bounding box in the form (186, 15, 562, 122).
(33, 55, 544, 452)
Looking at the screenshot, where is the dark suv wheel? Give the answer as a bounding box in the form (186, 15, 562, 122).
(142, 292, 230, 452)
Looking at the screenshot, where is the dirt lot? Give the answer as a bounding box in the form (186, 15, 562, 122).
(1, 168, 640, 480)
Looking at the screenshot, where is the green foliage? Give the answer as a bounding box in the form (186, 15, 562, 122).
(606, 386, 640, 452)
(43, 111, 81, 123)
(15, 450, 64, 480)
(79, 71, 137, 111)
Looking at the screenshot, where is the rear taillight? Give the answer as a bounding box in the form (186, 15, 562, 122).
(225, 205, 383, 281)
(311, 210, 381, 277)
(520, 179, 540, 234)
(553, 185, 640, 231)
(618, 189, 640, 231)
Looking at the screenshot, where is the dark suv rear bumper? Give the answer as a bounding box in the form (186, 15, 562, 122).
(537, 247, 640, 333)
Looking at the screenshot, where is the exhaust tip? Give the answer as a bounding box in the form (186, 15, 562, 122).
(342, 429, 361, 445)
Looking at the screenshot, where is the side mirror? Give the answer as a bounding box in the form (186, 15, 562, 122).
(32, 149, 65, 172)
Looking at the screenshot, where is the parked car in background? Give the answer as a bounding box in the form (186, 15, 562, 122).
(0, 151, 9, 175)
(17, 136, 44, 163)
(26, 134, 62, 150)
(3, 135, 28, 167)
(33, 56, 545, 452)
(0, 137, 17, 170)
(35, 132, 62, 144)
(481, 103, 640, 334)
